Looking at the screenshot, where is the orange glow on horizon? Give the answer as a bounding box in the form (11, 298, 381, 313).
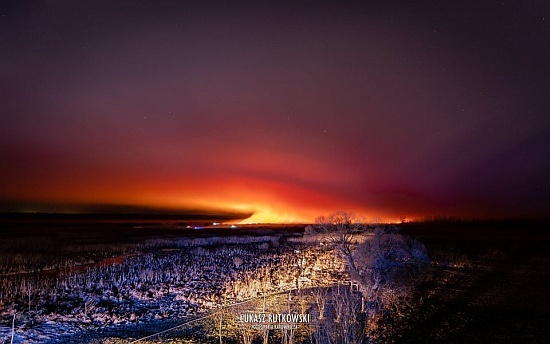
(1, 142, 421, 223)
(3, 171, 407, 223)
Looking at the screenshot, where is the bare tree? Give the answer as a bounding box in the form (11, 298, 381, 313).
(311, 287, 328, 320)
(310, 211, 430, 340)
(309, 285, 365, 344)
(312, 211, 370, 293)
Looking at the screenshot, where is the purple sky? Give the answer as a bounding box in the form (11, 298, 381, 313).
(1, 1, 549, 222)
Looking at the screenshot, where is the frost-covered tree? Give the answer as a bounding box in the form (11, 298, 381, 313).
(309, 211, 430, 341)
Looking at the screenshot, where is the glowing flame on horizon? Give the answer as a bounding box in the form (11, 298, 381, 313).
(235, 205, 400, 225)
(238, 206, 311, 224)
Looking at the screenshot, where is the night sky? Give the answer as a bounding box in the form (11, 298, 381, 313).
(1, 1, 549, 223)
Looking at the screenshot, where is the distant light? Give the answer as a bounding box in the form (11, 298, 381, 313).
(230, 225, 238, 229)
(213, 222, 220, 226)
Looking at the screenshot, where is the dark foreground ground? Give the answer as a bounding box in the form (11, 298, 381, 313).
(394, 222, 550, 343)
(1, 215, 549, 343)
